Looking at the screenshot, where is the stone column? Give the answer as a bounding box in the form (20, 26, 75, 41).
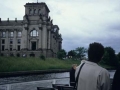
(50, 32, 53, 50)
(38, 29, 42, 48)
(56, 40, 58, 53)
(53, 37, 55, 52)
(5, 30, 8, 49)
(27, 32, 30, 50)
(42, 25, 47, 49)
(48, 30, 51, 49)
(21, 27, 28, 50)
(13, 30, 16, 50)
(41, 29, 43, 49)
(25, 29, 28, 49)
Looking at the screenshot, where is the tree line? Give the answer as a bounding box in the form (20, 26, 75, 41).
(57, 46, 120, 67)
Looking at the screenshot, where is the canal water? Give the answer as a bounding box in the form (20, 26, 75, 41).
(0, 70, 115, 90)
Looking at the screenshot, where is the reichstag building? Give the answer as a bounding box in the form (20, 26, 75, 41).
(0, 2, 62, 57)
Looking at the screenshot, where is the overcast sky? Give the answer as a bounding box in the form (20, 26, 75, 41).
(0, 0, 120, 53)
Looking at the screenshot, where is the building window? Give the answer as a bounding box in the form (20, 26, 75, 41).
(10, 45, 12, 51)
(38, 9, 41, 14)
(30, 30, 38, 36)
(2, 45, 4, 51)
(29, 9, 32, 14)
(17, 39, 21, 44)
(17, 45, 20, 51)
(34, 9, 37, 14)
(17, 32, 21, 37)
(2, 39, 5, 44)
(10, 39, 13, 44)
(1, 32, 6, 37)
(10, 32, 14, 37)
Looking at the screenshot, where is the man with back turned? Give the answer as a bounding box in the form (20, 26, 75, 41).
(75, 42, 110, 90)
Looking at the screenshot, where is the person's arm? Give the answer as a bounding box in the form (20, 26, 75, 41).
(98, 69, 111, 90)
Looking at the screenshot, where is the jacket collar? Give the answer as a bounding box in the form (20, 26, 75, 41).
(81, 60, 98, 66)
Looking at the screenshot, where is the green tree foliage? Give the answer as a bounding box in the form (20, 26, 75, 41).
(57, 49, 66, 59)
(40, 55, 45, 60)
(100, 51, 110, 64)
(116, 52, 120, 63)
(75, 47, 87, 60)
(100, 47, 118, 67)
(68, 50, 76, 58)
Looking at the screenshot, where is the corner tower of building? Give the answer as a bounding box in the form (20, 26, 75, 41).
(0, 2, 62, 57)
(25, 2, 50, 16)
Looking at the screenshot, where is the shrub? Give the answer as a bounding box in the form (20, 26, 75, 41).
(57, 49, 66, 59)
(0, 53, 4, 56)
(29, 53, 35, 57)
(16, 53, 20, 57)
(10, 53, 14, 57)
(40, 55, 45, 60)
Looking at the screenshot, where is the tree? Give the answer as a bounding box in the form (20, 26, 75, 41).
(75, 47, 87, 60)
(57, 49, 66, 59)
(100, 51, 110, 65)
(116, 52, 120, 63)
(100, 47, 118, 67)
(68, 50, 77, 59)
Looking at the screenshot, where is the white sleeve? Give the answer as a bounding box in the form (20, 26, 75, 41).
(98, 69, 111, 90)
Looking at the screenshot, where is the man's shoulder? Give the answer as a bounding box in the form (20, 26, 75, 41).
(98, 66, 109, 75)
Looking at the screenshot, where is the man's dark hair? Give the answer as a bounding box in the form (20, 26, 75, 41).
(88, 42, 104, 63)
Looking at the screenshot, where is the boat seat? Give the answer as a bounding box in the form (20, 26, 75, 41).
(37, 87, 55, 90)
(62, 86, 74, 90)
(52, 84, 69, 90)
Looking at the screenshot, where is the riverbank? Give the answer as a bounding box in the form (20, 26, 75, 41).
(0, 57, 115, 73)
(0, 57, 80, 72)
(0, 69, 70, 78)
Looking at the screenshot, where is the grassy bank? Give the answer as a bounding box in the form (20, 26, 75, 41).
(0, 57, 80, 72)
(0, 57, 115, 72)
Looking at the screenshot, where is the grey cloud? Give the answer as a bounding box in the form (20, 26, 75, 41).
(108, 22, 120, 30)
(63, 33, 120, 53)
(1, 0, 120, 54)
(0, 5, 14, 20)
(102, 38, 120, 53)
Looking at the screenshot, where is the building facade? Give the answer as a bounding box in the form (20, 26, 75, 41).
(0, 2, 62, 57)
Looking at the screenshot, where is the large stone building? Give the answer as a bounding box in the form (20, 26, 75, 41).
(0, 2, 62, 57)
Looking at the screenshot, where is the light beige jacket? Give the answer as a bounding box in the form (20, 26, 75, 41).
(75, 60, 110, 90)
